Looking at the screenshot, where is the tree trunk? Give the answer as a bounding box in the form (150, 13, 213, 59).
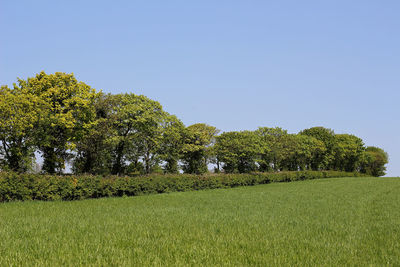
(112, 141, 125, 175)
(42, 147, 57, 174)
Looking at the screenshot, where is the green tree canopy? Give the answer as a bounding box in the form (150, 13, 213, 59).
(331, 134, 365, 172)
(255, 127, 288, 171)
(0, 85, 43, 172)
(73, 93, 115, 175)
(359, 146, 388, 176)
(215, 130, 262, 173)
(181, 123, 219, 174)
(17, 71, 99, 174)
(0, 71, 390, 176)
(105, 93, 173, 175)
(299, 127, 336, 169)
(277, 134, 326, 171)
(160, 115, 186, 174)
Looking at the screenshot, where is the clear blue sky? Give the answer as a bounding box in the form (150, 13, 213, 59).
(1, 0, 399, 176)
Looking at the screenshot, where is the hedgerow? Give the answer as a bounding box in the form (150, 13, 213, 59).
(0, 171, 366, 202)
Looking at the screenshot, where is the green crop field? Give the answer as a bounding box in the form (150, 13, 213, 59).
(1, 177, 399, 266)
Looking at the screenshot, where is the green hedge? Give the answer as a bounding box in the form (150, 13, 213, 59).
(0, 171, 366, 202)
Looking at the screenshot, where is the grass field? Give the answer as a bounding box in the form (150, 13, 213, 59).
(1, 177, 399, 266)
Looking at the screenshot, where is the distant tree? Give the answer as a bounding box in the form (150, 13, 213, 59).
(294, 134, 326, 171)
(106, 93, 169, 175)
(274, 134, 301, 171)
(359, 146, 388, 176)
(215, 131, 261, 173)
(17, 71, 98, 174)
(73, 93, 114, 174)
(107, 94, 137, 175)
(160, 115, 185, 174)
(74, 92, 185, 176)
(331, 134, 365, 172)
(299, 127, 336, 169)
(181, 123, 219, 174)
(0, 85, 42, 172)
(133, 98, 170, 175)
(255, 127, 288, 171)
(2, 72, 389, 177)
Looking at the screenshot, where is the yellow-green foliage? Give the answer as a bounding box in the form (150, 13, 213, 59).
(181, 123, 219, 174)
(360, 146, 389, 176)
(18, 72, 99, 173)
(0, 86, 43, 171)
(0, 73, 389, 176)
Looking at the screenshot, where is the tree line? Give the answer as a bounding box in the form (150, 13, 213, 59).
(0, 72, 388, 176)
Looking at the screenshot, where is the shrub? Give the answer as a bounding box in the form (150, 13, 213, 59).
(0, 171, 367, 202)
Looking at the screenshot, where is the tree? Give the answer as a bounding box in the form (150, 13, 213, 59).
(73, 93, 114, 174)
(359, 146, 388, 176)
(295, 134, 326, 171)
(274, 134, 301, 171)
(215, 130, 261, 173)
(107, 93, 171, 175)
(159, 115, 185, 173)
(0, 85, 43, 172)
(331, 134, 365, 172)
(255, 127, 288, 171)
(17, 71, 98, 174)
(107, 94, 137, 175)
(299, 127, 336, 170)
(181, 123, 219, 174)
(133, 101, 168, 174)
